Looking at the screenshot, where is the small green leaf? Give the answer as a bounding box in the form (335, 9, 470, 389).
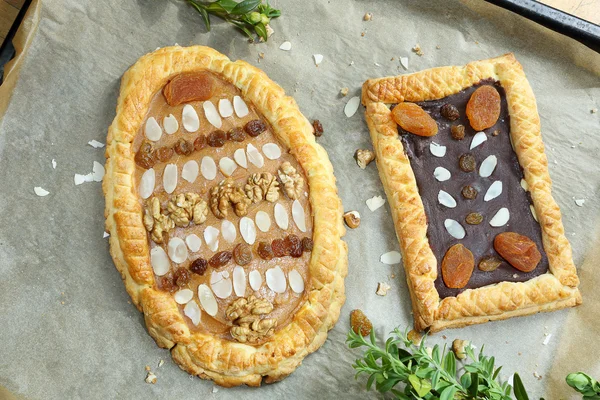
(468, 372, 479, 397)
(218, 0, 239, 13)
(460, 372, 472, 389)
(443, 352, 456, 377)
(513, 373, 530, 400)
(440, 385, 458, 400)
(408, 374, 432, 397)
(231, 0, 261, 15)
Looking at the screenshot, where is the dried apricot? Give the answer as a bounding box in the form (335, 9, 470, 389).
(233, 243, 252, 266)
(466, 85, 501, 131)
(493, 232, 541, 272)
(391, 102, 438, 137)
(350, 309, 372, 336)
(478, 256, 503, 272)
(163, 72, 215, 106)
(209, 251, 232, 268)
(441, 244, 474, 289)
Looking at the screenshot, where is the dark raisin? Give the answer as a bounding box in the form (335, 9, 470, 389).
(233, 243, 253, 266)
(207, 130, 227, 147)
(312, 120, 324, 137)
(284, 234, 303, 258)
(461, 185, 478, 200)
(135, 141, 157, 169)
(194, 135, 207, 151)
(160, 276, 176, 293)
(173, 138, 193, 155)
(173, 267, 191, 287)
(155, 146, 174, 162)
(227, 127, 246, 142)
(465, 212, 484, 225)
(190, 258, 208, 275)
(302, 237, 313, 252)
(440, 104, 460, 121)
(478, 256, 503, 272)
(271, 239, 286, 257)
(209, 251, 232, 268)
(459, 154, 476, 172)
(244, 119, 267, 137)
(257, 241, 274, 260)
(451, 124, 465, 140)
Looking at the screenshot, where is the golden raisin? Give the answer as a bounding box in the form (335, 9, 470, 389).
(244, 120, 267, 137)
(173, 267, 191, 287)
(391, 102, 438, 137)
(302, 237, 313, 252)
(173, 138, 193, 156)
(163, 72, 215, 106)
(271, 239, 286, 257)
(350, 309, 372, 336)
(441, 244, 474, 289)
(135, 141, 157, 169)
(227, 127, 246, 142)
(257, 241, 274, 260)
(207, 130, 227, 147)
(194, 135, 207, 151)
(459, 154, 476, 172)
(440, 104, 460, 121)
(478, 256, 503, 272)
(209, 251, 232, 268)
(233, 243, 252, 266)
(155, 146, 174, 162)
(190, 258, 208, 275)
(465, 212, 483, 225)
(466, 85, 501, 131)
(451, 124, 465, 140)
(461, 185, 478, 200)
(284, 234, 303, 258)
(160, 276, 177, 293)
(493, 232, 541, 272)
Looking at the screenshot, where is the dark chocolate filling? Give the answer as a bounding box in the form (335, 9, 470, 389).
(399, 79, 549, 299)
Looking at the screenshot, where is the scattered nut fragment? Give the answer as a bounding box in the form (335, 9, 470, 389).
(355, 149, 375, 169)
(245, 172, 280, 203)
(350, 309, 372, 336)
(145, 371, 157, 384)
(343, 211, 361, 229)
(412, 44, 424, 56)
(340, 87, 349, 97)
(278, 162, 305, 200)
(210, 179, 251, 218)
(478, 256, 503, 272)
(407, 330, 422, 346)
(376, 282, 391, 296)
(363, 12, 373, 21)
(312, 120, 324, 137)
(452, 339, 468, 359)
(494, 232, 541, 272)
(451, 124, 465, 140)
(465, 212, 483, 225)
(440, 104, 460, 121)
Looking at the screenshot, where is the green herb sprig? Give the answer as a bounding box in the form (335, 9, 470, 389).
(185, 0, 281, 42)
(567, 372, 600, 399)
(347, 327, 529, 400)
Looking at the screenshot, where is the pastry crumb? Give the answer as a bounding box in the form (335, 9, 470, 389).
(361, 31, 366, 37)
(412, 44, 424, 56)
(340, 87, 349, 96)
(591, 108, 597, 113)
(436, 45, 441, 49)
(145, 365, 151, 372)
(158, 359, 164, 368)
(376, 282, 391, 296)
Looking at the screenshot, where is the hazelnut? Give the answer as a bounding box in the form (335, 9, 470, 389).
(355, 149, 375, 169)
(343, 211, 361, 229)
(452, 339, 468, 360)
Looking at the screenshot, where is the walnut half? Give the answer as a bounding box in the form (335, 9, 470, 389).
(226, 296, 276, 344)
(244, 173, 280, 203)
(277, 161, 304, 200)
(167, 193, 208, 227)
(143, 197, 174, 244)
(209, 179, 251, 219)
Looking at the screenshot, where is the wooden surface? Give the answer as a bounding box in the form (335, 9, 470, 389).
(0, 0, 598, 44)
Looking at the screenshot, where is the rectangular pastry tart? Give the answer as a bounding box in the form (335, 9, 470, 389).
(362, 53, 581, 332)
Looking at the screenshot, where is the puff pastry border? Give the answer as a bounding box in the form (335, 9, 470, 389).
(362, 53, 581, 333)
(103, 45, 347, 386)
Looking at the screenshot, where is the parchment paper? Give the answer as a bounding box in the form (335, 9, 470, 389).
(0, 1, 598, 399)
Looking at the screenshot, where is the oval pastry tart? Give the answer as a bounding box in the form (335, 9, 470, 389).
(103, 46, 347, 387)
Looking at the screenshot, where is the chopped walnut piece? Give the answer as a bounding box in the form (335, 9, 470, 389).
(343, 211, 361, 229)
(145, 371, 157, 384)
(226, 296, 276, 343)
(412, 44, 424, 56)
(355, 149, 375, 169)
(143, 197, 174, 244)
(376, 282, 391, 296)
(278, 162, 305, 200)
(209, 179, 251, 219)
(167, 193, 208, 227)
(244, 173, 280, 203)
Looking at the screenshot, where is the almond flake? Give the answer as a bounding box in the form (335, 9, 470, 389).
(380, 251, 401, 264)
(167, 237, 188, 264)
(246, 143, 264, 168)
(438, 190, 457, 208)
(262, 143, 282, 160)
(484, 180, 502, 201)
(145, 117, 163, 141)
(174, 289, 194, 304)
(444, 219, 466, 239)
(150, 247, 171, 276)
(181, 160, 199, 183)
(203, 101, 222, 129)
(52, 159, 57, 169)
(198, 284, 218, 316)
(400, 57, 409, 70)
(530, 205, 538, 221)
(288, 269, 304, 294)
(479, 155, 497, 178)
(233, 266, 246, 297)
(430, 142, 446, 157)
(103, 231, 110, 238)
(139, 168, 156, 199)
(575, 199, 585, 207)
(470, 131, 487, 150)
(239, 217, 257, 245)
(221, 219, 236, 243)
(34, 187, 50, 197)
(266, 266, 287, 293)
(163, 164, 178, 194)
(219, 157, 237, 177)
(233, 148, 248, 169)
(434, 167, 451, 182)
(92, 161, 105, 182)
(249, 270, 262, 291)
(274, 203, 289, 230)
(183, 300, 201, 325)
(292, 200, 307, 232)
(88, 139, 105, 148)
(344, 96, 361, 118)
(200, 156, 217, 180)
(218, 99, 234, 118)
(163, 114, 179, 134)
(182, 104, 200, 132)
(313, 54, 323, 66)
(255, 210, 271, 232)
(210, 270, 232, 299)
(366, 195, 386, 211)
(489, 208, 510, 227)
(279, 41, 292, 51)
(520, 178, 528, 191)
(233, 96, 249, 118)
(185, 234, 202, 252)
(543, 333, 552, 345)
(204, 226, 219, 252)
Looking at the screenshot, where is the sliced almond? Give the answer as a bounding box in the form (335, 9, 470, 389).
(575, 199, 585, 207)
(489, 207, 510, 227)
(210, 270, 232, 299)
(203, 101, 222, 129)
(167, 237, 188, 264)
(92, 161, 105, 182)
(221, 219, 237, 243)
(204, 226, 220, 252)
(219, 157, 237, 177)
(200, 156, 217, 180)
(274, 203, 289, 230)
(380, 251, 401, 264)
(145, 117, 163, 141)
(88, 140, 105, 148)
(34, 187, 50, 197)
(366, 195, 386, 211)
(288, 269, 304, 294)
(233, 266, 246, 297)
(430, 142, 446, 157)
(233, 96, 249, 118)
(163, 164, 178, 194)
(520, 178, 529, 191)
(479, 155, 497, 178)
(279, 41, 292, 51)
(239, 217, 257, 245)
(182, 104, 200, 132)
(292, 199, 307, 232)
(470, 131, 487, 150)
(444, 219, 466, 239)
(218, 98, 234, 118)
(530, 205, 538, 221)
(198, 284, 218, 316)
(185, 234, 202, 252)
(174, 289, 194, 304)
(262, 143, 282, 160)
(139, 168, 155, 199)
(484, 180, 503, 202)
(438, 190, 457, 208)
(400, 57, 409, 70)
(150, 246, 170, 276)
(163, 114, 179, 134)
(433, 167, 451, 182)
(183, 300, 201, 325)
(246, 143, 264, 168)
(249, 270, 262, 291)
(233, 148, 248, 169)
(266, 266, 287, 293)
(181, 160, 199, 183)
(255, 210, 271, 232)
(344, 96, 361, 118)
(313, 54, 323, 66)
